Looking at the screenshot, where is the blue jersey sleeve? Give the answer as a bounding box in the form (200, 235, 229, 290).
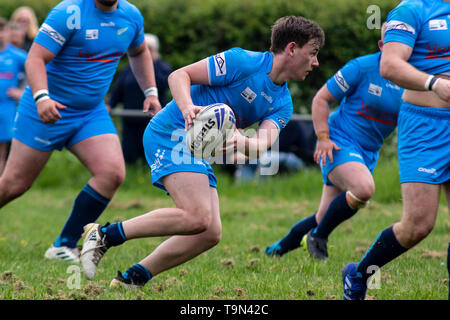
(207, 48, 267, 86)
(261, 95, 293, 132)
(384, 0, 423, 48)
(34, 1, 77, 55)
(129, 10, 145, 48)
(326, 59, 362, 101)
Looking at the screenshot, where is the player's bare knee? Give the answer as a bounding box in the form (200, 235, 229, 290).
(184, 207, 212, 234)
(411, 224, 434, 243)
(204, 225, 222, 248)
(399, 222, 434, 247)
(96, 167, 125, 190)
(346, 189, 371, 209)
(1, 177, 31, 200)
(352, 181, 375, 201)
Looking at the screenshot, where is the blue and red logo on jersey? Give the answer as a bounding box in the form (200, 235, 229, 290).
(76, 50, 124, 63)
(426, 43, 450, 60)
(357, 101, 397, 126)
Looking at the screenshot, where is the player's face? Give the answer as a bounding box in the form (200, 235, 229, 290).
(96, 0, 118, 7)
(291, 39, 320, 81)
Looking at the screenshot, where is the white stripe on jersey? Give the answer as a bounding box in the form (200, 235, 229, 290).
(39, 23, 66, 46)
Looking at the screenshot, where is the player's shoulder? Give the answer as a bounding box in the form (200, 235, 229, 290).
(117, 0, 143, 17)
(391, 0, 427, 17)
(226, 47, 271, 73)
(227, 47, 265, 60)
(52, 0, 84, 11)
(353, 52, 381, 73)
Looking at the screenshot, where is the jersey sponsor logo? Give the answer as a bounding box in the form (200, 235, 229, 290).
(117, 27, 128, 35)
(225, 100, 250, 128)
(429, 19, 447, 31)
(214, 52, 226, 76)
(368, 83, 382, 96)
(101, 22, 115, 27)
(39, 23, 66, 46)
(418, 167, 437, 175)
(357, 101, 397, 125)
(261, 91, 273, 103)
(334, 71, 349, 92)
(386, 82, 401, 90)
(385, 20, 415, 35)
(426, 43, 450, 60)
(0, 72, 14, 80)
(86, 29, 99, 40)
(0, 73, 13, 80)
(240, 87, 257, 103)
(76, 50, 124, 63)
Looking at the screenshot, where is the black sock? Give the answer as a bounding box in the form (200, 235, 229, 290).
(356, 226, 408, 284)
(312, 192, 358, 239)
(278, 213, 317, 254)
(123, 264, 152, 285)
(102, 222, 127, 247)
(55, 184, 110, 248)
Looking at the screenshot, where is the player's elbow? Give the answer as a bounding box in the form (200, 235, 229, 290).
(380, 58, 398, 82)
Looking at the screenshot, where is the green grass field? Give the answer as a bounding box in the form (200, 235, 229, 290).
(0, 151, 448, 300)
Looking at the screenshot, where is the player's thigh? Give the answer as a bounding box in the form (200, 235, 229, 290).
(1, 138, 52, 187)
(162, 171, 213, 215)
(400, 182, 440, 230)
(328, 161, 375, 196)
(69, 133, 125, 177)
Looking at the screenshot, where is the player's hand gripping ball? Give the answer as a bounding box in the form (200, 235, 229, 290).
(186, 103, 236, 158)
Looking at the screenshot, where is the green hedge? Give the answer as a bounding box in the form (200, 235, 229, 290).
(1, 0, 400, 112)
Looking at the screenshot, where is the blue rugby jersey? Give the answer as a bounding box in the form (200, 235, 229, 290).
(384, 0, 450, 75)
(33, 0, 144, 110)
(152, 47, 293, 133)
(326, 52, 404, 151)
(0, 44, 26, 110)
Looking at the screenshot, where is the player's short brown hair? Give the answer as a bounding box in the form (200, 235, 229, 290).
(270, 16, 325, 53)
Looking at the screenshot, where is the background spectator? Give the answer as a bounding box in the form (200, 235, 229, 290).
(10, 6, 38, 52)
(0, 17, 27, 174)
(7, 22, 25, 50)
(109, 33, 172, 165)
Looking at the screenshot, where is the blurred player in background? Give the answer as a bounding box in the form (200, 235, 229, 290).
(80, 16, 324, 289)
(0, 0, 161, 262)
(266, 23, 403, 260)
(0, 18, 27, 174)
(342, 0, 450, 300)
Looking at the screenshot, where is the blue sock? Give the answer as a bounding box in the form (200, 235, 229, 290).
(123, 263, 152, 285)
(356, 226, 408, 284)
(312, 192, 358, 240)
(54, 184, 110, 248)
(102, 222, 127, 247)
(278, 214, 317, 254)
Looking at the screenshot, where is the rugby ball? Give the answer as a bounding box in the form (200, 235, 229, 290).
(186, 103, 236, 158)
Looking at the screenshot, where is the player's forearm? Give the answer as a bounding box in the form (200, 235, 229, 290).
(237, 130, 276, 159)
(168, 69, 195, 112)
(129, 48, 157, 92)
(25, 57, 49, 93)
(311, 92, 331, 138)
(380, 54, 430, 91)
